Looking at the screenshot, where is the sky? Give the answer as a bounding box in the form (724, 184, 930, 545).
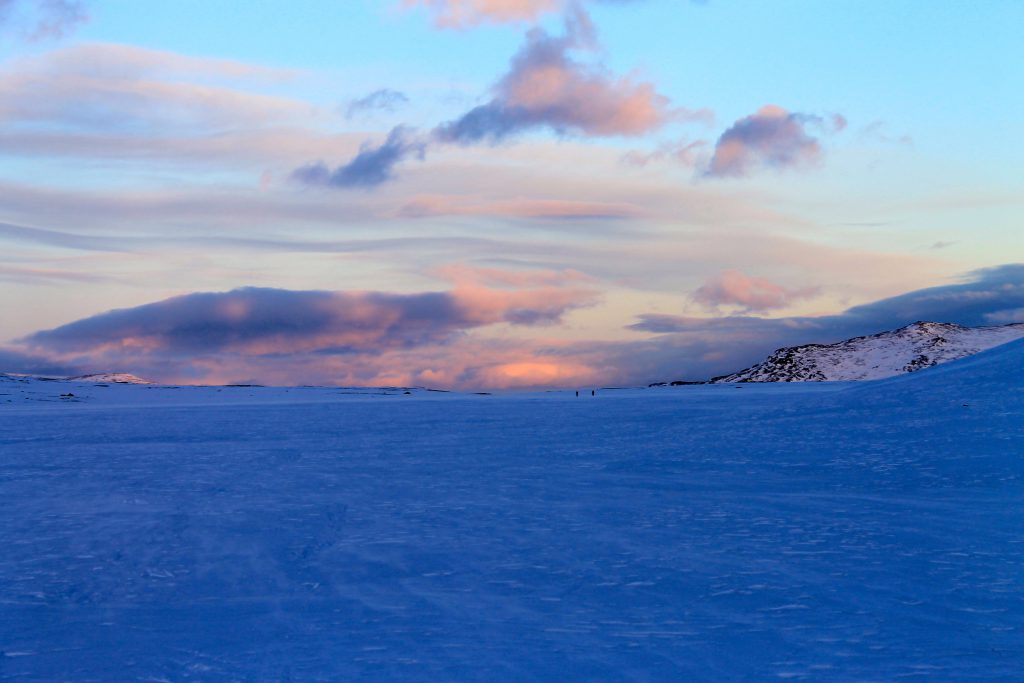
(1, 0, 1022, 388)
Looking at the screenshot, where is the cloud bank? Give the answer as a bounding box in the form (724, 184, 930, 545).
(7, 265, 1024, 389)
(24, 283, 596, 354)
(13, 279, 599, 387)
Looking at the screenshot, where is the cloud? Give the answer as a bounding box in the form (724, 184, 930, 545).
(402, 0, 681, 29)
(706, 105, 842, 178)
(291, 127, 427, 189)
(398, 194, 643, 220)
(15, 282, 599, 387)
(0, 220, 123, 251)
(0, 0, 87, 40)
(434, 10, 681, 143)
(621, 139, 709, 168)
(293, 7, 700, 187)
(23, 284, 595, 354)
(858, 120, 913, 147)
(0, 265, 113, 285)
(692, 270, 820, 312)
(0, 43, 306, 141)
(0, 347, 80, 376)
(346, 88, 410, 119)
(432, 263, 594, 288)
(403, 0, 561, 28)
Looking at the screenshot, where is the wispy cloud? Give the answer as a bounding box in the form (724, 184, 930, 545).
(0, 43, 307, 142)
(0, 220, 123, 251)
(0, 0, 87, 41)
(346, 88, 410, 119)
(621, 139, 709, 168)
(398, 194, 643, 220)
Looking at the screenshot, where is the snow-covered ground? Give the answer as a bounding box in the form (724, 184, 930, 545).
(2, 341, 1023, 680)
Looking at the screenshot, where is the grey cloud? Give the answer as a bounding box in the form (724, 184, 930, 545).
(291, 126, 426, 189)
(0, 347, 81, 376)
(23, 285, 595, 355)
(346, 89, 409, 119)
(706, 105, 841, 178)
(0, 0, 87, 40)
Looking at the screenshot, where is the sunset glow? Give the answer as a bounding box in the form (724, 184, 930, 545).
(1, 0, 1021, 388)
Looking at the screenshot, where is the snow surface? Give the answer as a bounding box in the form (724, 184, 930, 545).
(714, 320, 1024, 382)
(2, 341, 1023, 680)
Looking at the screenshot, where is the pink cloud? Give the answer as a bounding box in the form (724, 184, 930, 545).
(433, 263, 594, 288)
(693, 270, 820, 312)
(435, 10, 684, 142)
(399, 194, 644, 220)
(403, 0, 561, 28)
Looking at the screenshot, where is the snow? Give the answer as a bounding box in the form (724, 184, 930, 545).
(65, 373, 155, 385)
(1, 372, 154, 385)
(2, 340, 1023, 680)
(714, 320, 1024, 382)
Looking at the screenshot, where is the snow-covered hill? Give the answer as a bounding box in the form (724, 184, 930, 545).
(64, 373, 154, 384)
(712, 320, 1024, 382)
(1, 372, 154, 385)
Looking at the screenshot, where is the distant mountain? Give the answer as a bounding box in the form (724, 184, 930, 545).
(66, 373, 154, 385)
(710, 321, 1024, 383)
(1, 372, 154, 385)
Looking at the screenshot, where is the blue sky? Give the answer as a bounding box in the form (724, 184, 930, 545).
(1, 0, 1022, 387)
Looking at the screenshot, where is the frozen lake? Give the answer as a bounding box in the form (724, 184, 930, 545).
(2, 343, 1023, 680)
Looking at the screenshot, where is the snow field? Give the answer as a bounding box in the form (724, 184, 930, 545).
(2, 341, 1023, 680)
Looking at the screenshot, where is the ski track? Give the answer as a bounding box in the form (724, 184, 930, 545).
(1, 342, 1023, 680)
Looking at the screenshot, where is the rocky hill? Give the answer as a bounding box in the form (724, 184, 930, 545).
(710, 321, 1024, 383)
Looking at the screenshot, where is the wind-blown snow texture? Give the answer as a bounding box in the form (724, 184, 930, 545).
(2, 341, 1024, 680)
(714, 320, 1024, 382)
